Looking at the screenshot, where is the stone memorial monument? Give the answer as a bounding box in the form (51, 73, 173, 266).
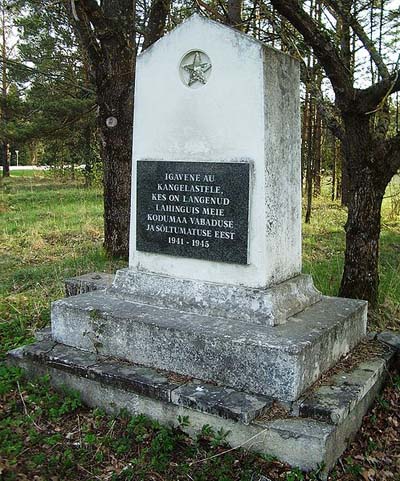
(9, 15, 396, 474)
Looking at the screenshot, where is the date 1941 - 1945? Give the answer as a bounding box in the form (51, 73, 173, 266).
(168, 237, 210, 248)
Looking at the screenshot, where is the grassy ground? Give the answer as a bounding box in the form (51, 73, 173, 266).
(0, 172, 399, 480)
(302, 178, 400, 331)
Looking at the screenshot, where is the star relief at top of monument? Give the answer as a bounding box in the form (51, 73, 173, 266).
(179, 50, 212, 88)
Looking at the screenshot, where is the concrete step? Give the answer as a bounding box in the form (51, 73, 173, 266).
(8, 336, 397, 475)
(51, 290, 367, 401)
(293, 340, 394, 424)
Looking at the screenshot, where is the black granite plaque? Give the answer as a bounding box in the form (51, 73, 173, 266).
(136, 161, 250, 264)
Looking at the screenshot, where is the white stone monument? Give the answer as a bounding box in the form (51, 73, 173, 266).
(49, 14, 365, 401)
(130, 14, 301, 288)
(112, 14, 321, 327)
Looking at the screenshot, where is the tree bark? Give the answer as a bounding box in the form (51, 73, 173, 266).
(94, 8, 135, 258)
(97, 58, 133, 257)
(227, 0, 242, 27)
(1, 3, 9, 177)
(142, 0, 171, 50)
(1, 142, 9, 176)
(339, 114, 386, 305)
(305, 99, 314, 223)
(340, 176, 384, 305)
(313, 107, 322, 196)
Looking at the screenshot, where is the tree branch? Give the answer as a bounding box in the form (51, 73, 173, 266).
(268, 0, 352, 102)
(358, 70, 400, 114)
(324, 0, 390, 80)
(142, 0, 171, 50)
(314, 94, 345, 141)
(195, 0, 226, 23)
(227, 0, 242, 28)
(76, 0, 112, 35)
(63, 0, 102, 67)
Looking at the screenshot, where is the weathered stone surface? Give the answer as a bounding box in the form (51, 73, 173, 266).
(294, 345, 395, 424)
(88, 361, 182, 402)
(46, 343, 99, 375)
(52, 291, 366, 401)
(109, 269, 321, 326)
(8, 342, 272, 425)
(171, 380, 272, 424)
(377, 331, 400, 352)
(35, 327, 52, 341)
(8, 335, 391, 475)
(9, 352, 331, 471)
(19, 339, 57, 359)
(65, 272, 114, 297)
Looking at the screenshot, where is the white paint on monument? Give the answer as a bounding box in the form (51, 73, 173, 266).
(130, 14, 301, 289)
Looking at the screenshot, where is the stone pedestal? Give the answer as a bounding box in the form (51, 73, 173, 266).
(51, 288, 366, 401)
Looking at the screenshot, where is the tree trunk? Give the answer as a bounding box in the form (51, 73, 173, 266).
(1, 142, 9, 176)
(339, 174, 384, 305)
(64, 0, 172, 258)
(227, 0, 242, 27)
(335, 140, 342, 201)
(1, 4, 9, 178)
(301, 86, 310, 193)
(339, 115, 386, 306)
(96, 56, 134, 258)
(313, 108, 322, 196)
(341, 146, 350, 205)
(142, 0, 171, 50)
(331, 135, 336, 201)
(305, 99, 314, 223)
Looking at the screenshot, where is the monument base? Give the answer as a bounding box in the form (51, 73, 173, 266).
(50, 275, 366, 401)
(8, 335, 396, 476)
(108, 269, 322, 326)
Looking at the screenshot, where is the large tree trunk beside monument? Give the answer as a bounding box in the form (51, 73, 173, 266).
(63, 0, 136, 257)
(97, 59, 133, 257)
(339, 116, 382, 304)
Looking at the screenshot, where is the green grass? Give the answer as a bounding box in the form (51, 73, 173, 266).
(302, 179, 400, 330)
(8, 169, 41, 177)
(0, 173, 125, 358)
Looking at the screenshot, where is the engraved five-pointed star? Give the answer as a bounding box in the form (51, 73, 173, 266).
(183, 52, 211, 86)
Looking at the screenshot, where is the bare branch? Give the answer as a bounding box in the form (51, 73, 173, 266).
(195, 0, 226, 23)
(267, 0, 353, 102)
(324, 0, 390, 80)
